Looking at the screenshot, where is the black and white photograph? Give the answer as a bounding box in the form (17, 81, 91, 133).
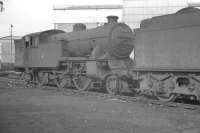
(0, 0, 200, 133)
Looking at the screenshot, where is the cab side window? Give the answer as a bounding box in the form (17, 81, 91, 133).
(30, 37, 33, 47)
(25, 36, 30, 48)
(25, 42, 29, 48)
(24, 36, 39, 48)
(31, 36, 39, 47)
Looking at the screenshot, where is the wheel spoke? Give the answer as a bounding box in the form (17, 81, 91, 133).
(54, 75, 71, 89)
(21, 71, 32, 85)
(73, 75, 91, 91)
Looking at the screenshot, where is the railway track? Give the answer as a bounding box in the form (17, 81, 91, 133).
(0, 76, 26, 86)
(0, 75, 200, 112)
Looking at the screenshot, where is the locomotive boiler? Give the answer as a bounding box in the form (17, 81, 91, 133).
(53, 16, 133, 59)
(14, 16, 134, 93)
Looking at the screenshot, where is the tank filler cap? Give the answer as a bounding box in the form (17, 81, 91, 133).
(73, 23, 86, 32)
(107, 16, 119, 23)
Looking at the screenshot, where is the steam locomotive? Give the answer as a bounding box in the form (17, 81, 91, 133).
(15, 7, 200, 102)
(14, 15, 134, 92)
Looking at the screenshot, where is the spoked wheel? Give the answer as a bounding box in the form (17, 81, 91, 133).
(54, 74, 71, 90)
(155, 87, 177, 102)
(37, 72, 48, 87)
(73, 75, 91, 91)
(105, 74, 121, 95)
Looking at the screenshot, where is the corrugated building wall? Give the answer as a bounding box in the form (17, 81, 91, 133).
(0, 39, 15, 63)
(0, 36, 21, 63)
(53, 0, 193, 32)
(53, 5, 122, 32)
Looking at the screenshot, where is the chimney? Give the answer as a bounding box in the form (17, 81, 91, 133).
(73, 23, 86, 32)
(107, 16, 118, 23)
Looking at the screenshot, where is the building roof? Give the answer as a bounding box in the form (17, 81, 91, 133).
(24, 29, 65, 38)
(54, 5, 123, 10)
(0, 36, 21, 40)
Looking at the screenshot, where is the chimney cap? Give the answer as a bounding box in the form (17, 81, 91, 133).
(107, 15, 118, 19)
(107, 15, 118, 18)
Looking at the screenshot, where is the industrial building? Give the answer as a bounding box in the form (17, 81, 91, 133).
(0, 36, 20, 63)
(53, 0, 198, 32)
(53, 4, 123, 31)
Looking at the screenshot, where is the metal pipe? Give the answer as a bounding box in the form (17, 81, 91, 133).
(10, 24, 13, 63)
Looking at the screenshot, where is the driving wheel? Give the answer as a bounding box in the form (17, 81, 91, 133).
(105, 74, 121, 95)
(73, 75, 91, 91)
(54, 74, 71, 90)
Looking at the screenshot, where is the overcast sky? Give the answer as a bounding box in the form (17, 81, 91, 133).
(0, 0, 122, 37)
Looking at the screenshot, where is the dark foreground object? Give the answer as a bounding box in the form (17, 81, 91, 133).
(0, 86, 200, 133)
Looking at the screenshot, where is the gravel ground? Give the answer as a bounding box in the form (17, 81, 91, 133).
(0, 84, 200, 133)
